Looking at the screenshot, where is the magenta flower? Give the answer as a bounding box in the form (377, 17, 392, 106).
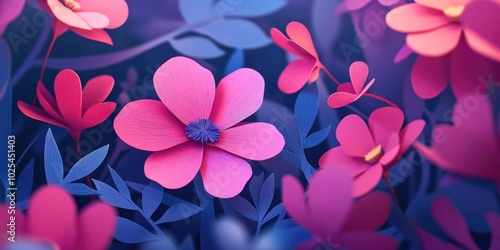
(327, 61, 375, 108)
(114, 57, 285, 198)
(0, 0, 25, 35)
(339, 0, 399, 12)
(270, 22, 324, 94)
(17, 69, 116, 143)
(418, 196, 500, 250)
(0, 185, 117, 250)
(414, 97, 500, 188)
(282, 167, 398, 250)
(319, 107, 425, 197)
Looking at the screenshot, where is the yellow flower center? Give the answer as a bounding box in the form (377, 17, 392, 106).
(364, 145, 384, 164)
(62, 0, 81, 11)
(444, 5, 464, 22)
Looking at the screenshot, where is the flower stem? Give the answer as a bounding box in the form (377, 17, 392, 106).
(364, 93, 400, 109)
(73, 133, 95, 200)
(383, 174, 401, 209)
(321, 65, 341, 85)
(33, 35, 57, 105)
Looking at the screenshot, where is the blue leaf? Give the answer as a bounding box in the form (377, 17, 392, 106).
(279, 150, 300, 168)
(93, 179, 138, 210)
(178, 0, 215, 24)
(156, 203, 203, 224)
(109, 166, 131, 199)
(44, 129, 64, 184)
(258, 174, 275, 220)
(273, 120, 301, 154)
(217, 0, 287, 17)
(295, 83, 319, 139)
(62, 145, 109, 184)
(115, 217, 159, 243)
(249, 173, 264, 207)
(303, 125, 331, 149)
(140, 238, 176, 250)
(317, 79, 340, 147)
(225, 196, 258, 221)
(171, 36, 225, 59)
(142, 181, 164, 217)
(179, 236, 196, 250)
(263, 203, 284, 224)
(255, 100, 299, 138)
(196, 19, 271, 49)
(389, 204, 421, 250)
(224, 49, 244, 75)
(17, 159, 34, 202)
(62, 183, 99, 196)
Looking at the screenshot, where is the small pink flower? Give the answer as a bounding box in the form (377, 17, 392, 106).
(418, 196, 500, 250)
(17, 69, 116, 143)
(339, 0, 399, 13)
(319, 107, 425, 197)
(0, 0, 25, 35)
(327, 61, 375, 108)
(0, 185, 117, 250)
(414, 97, 500, 188)
(37, 0, 129, 44)
(114, 57, 285, 198)
(282, 167, 398, 250)
(270, 22, 323, 94)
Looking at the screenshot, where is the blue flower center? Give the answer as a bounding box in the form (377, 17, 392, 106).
(185, 118, 220, 143)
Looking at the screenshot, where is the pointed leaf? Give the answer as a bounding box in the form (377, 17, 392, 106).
(93, 179, 138, 210)
(279, 150, 300, 168)
(249, 173, 264, 207)
(142, 181, 164, 217)
(44, 129, 64, 184)
(114, 217, 159, 243)
(178, 0, 215, 24)
(225, 49, 244, 75)
(171, 36, 225, 59)
(62, 183, 99, 196)
(303, 125, 331, 149)
(295, 83, 319, 139)
(109, 165, 131, 199)
(258, 174, 275, 220)
(195, 19, 271, 49)
(62, 145, 109, 184)
(263, 203, 284, 224)
(225, 196, 258, 221)
(156, 203, 203, 224)
(219, 0, 287, 17)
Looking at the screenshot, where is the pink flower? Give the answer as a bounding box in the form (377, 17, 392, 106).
(17, 69, 116, 143)
(282, 167, 398, 250)
(414, 97, 500, 188)
(270, 22, 323, 94)
(0, 0, 25, 35)
(114, 57, 285, 198)
(319, 107, 425, 197)
(0, 185, 117, 250)
(37, 0, 129, 44)
(417, 196, 500, 250)
(327, 61, 375, 108)
(339, 0, 399, 13)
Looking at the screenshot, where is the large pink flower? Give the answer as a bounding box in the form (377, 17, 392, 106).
(0, 0, 25, 35)
(327, 61, 375, 108)
(18, 69, 116, 143)
(270, 22, 323, 94)
(282, 167, 398, 250)
(414, 97, 500, 188)
(319, 107, 425, 197)
(114, 57, 285, 198)
(0, 185, 117, 250)
(417, 197, 500, 250)
(37, 0, 128, 44)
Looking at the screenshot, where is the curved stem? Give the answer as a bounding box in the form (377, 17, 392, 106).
(321, 65, 341, 85)
(364, 93, 400, 109)
(73, 133, 95, 200)
(383, 174, 401, 209)
(33, 35, 57, 105)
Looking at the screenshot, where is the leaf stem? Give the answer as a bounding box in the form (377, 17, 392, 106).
(383, 174, 401, 209)
(321, 65, 341, 85)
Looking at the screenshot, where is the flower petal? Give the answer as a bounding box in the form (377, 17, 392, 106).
(278, 58, 316, 94)
(76, 202, 117, 250)
(386, 4, 450, 33)
(76, 12, 110, 29)
(353, 164, 383, 197)
(338, 232, 398, 250)
(54, 69, 83, 127)
(407, 24, 462, 57)
(71, 28, 113, 45)
(286, 22, 318, 57)
(17, 101, 69, 129)
(78, 0, 129, 28)
(485, 213, 500, 250)
(414, 0, 463, 11)
(430, 197, 478, 250)
(37, 82, 64, 122)
(337, 114, 377, 157)
(368, 107, 404, 147)
(378, 0, 399, 7)
(153, 56, 215, 125)
(327, 92, 359, 108)
(47, 0, 91, 30)
(349, 61, 369, 94)
(270, 28, 302, 55)
(417, 228, 462, 250)
(399, 119, 425, 153)
(82, 75, 114, 113)
(345, 0, 372, 11)
(342, 191, 391, 232)
(210, 68, 264, 130)
(28, 186, 77, 249)
(282, 175, 311, 231)
(379, 133, 401, 167)
(145, 142, 203, 189)
(81, 102, 116, 129)
(200, 146, 252, 198)
(212, 122, 284, 160)
(411, 55, 450, 99)
(115, 100, 188, 152)
(319, 147, 372, 176)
